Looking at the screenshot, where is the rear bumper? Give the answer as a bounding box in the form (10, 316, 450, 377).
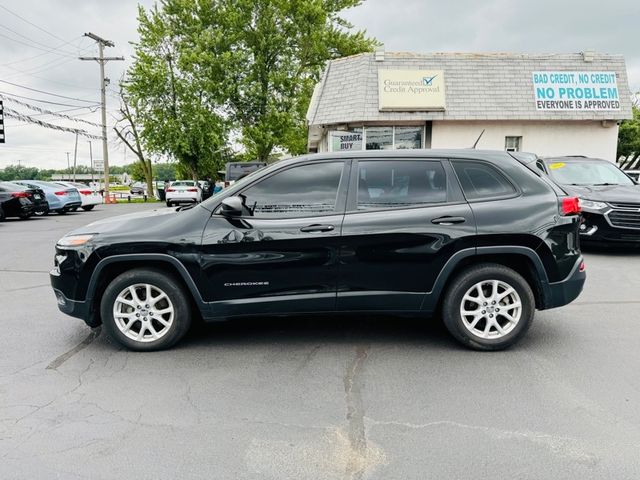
(543, 257, 586, 309)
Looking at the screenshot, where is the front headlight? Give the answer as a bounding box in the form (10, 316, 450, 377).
(57, 234, 95, 247)
(579, 199, 607, 211)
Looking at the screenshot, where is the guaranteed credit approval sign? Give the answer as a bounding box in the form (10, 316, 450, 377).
(533, 71, 620, 111)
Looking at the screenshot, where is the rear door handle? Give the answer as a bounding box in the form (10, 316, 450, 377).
(431, 216, 466, 225)
(300, 224, 335, 233)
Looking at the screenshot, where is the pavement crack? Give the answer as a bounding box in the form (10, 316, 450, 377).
(343, 344, 369, 480)
(46, 327, 101, 370)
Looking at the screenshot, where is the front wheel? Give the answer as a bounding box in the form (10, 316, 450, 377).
(100, 269, 192, 351)
(441, 263, 535, 351)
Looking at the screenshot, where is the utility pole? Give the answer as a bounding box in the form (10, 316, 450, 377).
(66, 152, 70, 178)
(72, 132, 78, 182)
(80, 32, 124, 201)
(88, 141, 95, 188)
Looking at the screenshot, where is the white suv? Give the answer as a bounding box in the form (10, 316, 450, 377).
(165, 181, 202, 207)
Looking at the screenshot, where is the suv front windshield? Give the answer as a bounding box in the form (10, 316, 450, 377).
(546, 160, 634, 186)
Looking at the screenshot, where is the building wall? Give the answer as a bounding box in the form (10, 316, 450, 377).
(431, 120, 620, 161)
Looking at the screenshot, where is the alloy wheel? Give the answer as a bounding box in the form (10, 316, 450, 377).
(459, 280, 522, 340)
(113, 283, 175, 343)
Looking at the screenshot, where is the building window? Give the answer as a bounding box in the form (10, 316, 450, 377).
(365, 127, 393, 150)
(505, 136, 522, 152)
(394, 126, 423, 149)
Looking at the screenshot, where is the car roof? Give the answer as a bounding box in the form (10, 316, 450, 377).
(268, 149, 519, 170)
(541, 156, 609, 163)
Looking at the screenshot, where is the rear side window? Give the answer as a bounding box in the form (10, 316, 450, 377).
(452, 161, 517, 200)
(240, 162, 344, 217)
(357, 160, 447, 210)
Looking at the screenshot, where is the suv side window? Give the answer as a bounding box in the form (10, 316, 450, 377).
(452, 161, 517, 200)
(357, 160, 447, 210)
(240, 162, 344, 218)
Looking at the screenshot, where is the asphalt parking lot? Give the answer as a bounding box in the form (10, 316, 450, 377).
(1, 203, 640, 480)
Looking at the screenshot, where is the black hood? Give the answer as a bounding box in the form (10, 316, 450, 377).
(559, 184, 640, 204)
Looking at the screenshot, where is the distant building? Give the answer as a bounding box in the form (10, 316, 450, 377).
(51, 173, 131, 184)
(306, 50, 633, 160)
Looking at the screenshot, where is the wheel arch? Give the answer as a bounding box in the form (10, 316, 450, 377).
(85, 254, 207, 327)
(423, 246, 551, 313)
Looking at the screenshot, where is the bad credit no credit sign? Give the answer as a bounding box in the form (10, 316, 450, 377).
(533, 71, 620, 111)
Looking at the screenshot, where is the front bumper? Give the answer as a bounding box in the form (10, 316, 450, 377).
(543, 257, 586, 309)
(580, 212, 640, 244)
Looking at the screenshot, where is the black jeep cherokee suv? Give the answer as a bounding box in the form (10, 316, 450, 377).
(50, 150, 586, 351)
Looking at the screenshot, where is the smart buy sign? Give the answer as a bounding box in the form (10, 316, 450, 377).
(533, 71, 620, 111)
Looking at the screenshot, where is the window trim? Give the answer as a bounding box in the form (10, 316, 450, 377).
(345, 158, 462, 214)
(217, 159, 351, 220)
(450, 158, 522, 203)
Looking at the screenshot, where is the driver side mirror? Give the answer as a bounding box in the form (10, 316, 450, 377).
(220, 196, 244, 217)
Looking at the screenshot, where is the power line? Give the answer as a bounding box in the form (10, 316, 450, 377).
(0, 23, 80, 57)
(0, 31, 79, 59)
(0, 90, 98, 108)
(1, 36, 85, 67)
(3, 107, 102, 139)
(0, 79, 99, 104)
(1, 96, 101, 127)
(0, 4, 66, 42)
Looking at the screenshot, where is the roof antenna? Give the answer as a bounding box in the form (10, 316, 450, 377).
(471, 129, 485, 149)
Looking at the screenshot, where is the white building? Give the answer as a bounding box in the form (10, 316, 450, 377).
(306, 50, 633, 161)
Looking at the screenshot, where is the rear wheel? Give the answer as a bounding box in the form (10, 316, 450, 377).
(166, 201, 172, 207)
(441, 263, 535, 351)
(100, 269, 192, 351)
(70, 207, 78, 212)
(34, 209, 48, 216)
(82, 205, 95, 211)
(57, 209, 67, 215)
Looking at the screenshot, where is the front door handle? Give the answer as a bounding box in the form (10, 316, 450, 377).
(300, 224, 335, 233)
(431, 216, 466, 226)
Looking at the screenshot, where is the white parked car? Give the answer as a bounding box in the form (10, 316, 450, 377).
(55, 182, 102, 211)
(165, 180, 202, 207)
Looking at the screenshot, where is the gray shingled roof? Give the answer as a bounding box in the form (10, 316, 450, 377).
(306, 51, 633, 125)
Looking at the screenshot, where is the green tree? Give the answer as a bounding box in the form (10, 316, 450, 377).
(153, 162, 177, 181)
(126, 0, 376, 166)
(125, 2, 228, 181)
(114, 87, 155, 194)
(618, 105, 640, 168)
(216, 0, 377, 161)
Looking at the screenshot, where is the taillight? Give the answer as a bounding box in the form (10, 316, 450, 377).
(166, 188, 175, 192)
(579, 261, 586, 272)
(561, 197, 581, 215)
(187, 188, 197, 192)
(79, 190, 92, 195)
(54, 191, 68, 196)
(11, 192, 29, 198)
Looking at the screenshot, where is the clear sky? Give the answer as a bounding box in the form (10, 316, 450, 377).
(0, 0, 637, 170)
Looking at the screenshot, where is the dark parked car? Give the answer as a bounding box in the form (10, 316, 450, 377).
(525, 156, 640, 245)
(0, 182, 37, 219)
(51, 150, 585, 352)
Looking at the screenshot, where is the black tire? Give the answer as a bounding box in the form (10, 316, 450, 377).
(441, 263, 535, 351)
(166, 201, 172, 207)
(82, 205, 95, 211)
(70, 207, 78, 212)
(19, 213, 31, 220)
(57, 209, 67, 215)
(34, 209, 49, 216)
(100, 268, 192, 351)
